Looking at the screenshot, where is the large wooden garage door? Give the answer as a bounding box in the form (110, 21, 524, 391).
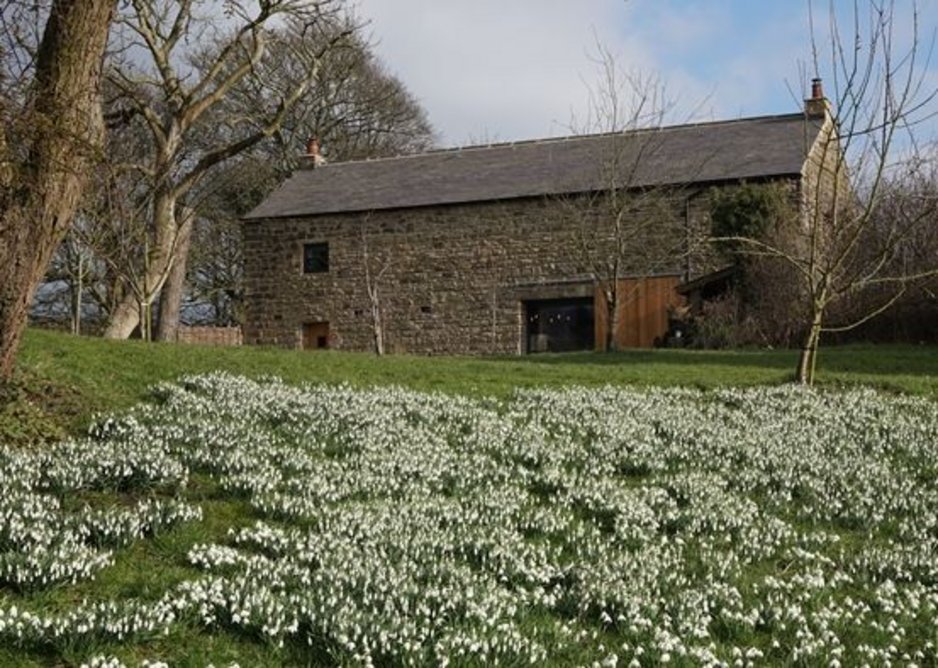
(595, 276, 683, 349)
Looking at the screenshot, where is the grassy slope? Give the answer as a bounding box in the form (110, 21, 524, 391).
(9, 327, 938, 442)
(3, 329, 938, 666)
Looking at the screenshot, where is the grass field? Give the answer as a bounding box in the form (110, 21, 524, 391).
(6, 328, 938, 446)
(1, 329, 937, 666)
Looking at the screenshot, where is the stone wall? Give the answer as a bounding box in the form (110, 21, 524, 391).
(177, 326, 243, 347)
(801, 113, 850, 232)
(242, 189, 771, 355)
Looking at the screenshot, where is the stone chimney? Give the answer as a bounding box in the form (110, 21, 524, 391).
(305, 136, 326, 167)
(804, 78, 829, 118)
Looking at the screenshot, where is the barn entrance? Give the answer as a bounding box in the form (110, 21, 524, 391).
(301, 322, 330, 349)
(524, 297, 594, 353)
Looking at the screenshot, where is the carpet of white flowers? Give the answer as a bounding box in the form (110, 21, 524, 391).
(2, 373, 938, 666)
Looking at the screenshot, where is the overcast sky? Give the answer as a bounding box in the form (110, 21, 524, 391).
(353, 0, 938, 147)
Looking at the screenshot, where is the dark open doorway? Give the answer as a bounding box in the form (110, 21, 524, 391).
(301, 322, 330, 349)
(524, 297, 594, 353)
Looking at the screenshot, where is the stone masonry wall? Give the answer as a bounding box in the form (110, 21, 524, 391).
(242, 190, 757, 355)
(801, 113, 851, 246)
(177, 326, 243, 347)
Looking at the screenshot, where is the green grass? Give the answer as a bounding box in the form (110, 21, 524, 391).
(7, 327, 938, 444)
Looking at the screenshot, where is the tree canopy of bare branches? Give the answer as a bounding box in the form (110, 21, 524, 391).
(718, 0, 938, 384)
(97, 0, 355, 340)
(47, 5, 431, 337)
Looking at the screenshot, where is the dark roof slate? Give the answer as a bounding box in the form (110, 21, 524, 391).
(245, 113, 819, 220)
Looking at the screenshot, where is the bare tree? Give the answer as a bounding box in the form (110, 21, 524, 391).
(359, 215, 390, 355)
(251, 28, 435, 164)
(478, 232, 509, 351)
(84, 123, 169, 339)
(719, 1, 938, 384)
(100, 0, 353, 340)
(34, 230, 97, 334)
(41, 15, 431, 336)
(557, 44, 704, 352)
(0, 0, 115, 381)
(826, 159, 938, 342)
(185, 207, 245, 327)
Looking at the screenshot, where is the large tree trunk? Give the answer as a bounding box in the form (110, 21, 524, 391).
(796, 311, 824, 385)
(607, 300, 621, 352)
(104, 293, 144, 340)
(155, 210, 194, 342)
(0, 0, 115, 381)
(102, 193, 180, 339)
(602, 283, 619, 352)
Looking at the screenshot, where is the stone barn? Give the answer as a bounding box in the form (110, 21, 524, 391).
(243, 91, 834, 355)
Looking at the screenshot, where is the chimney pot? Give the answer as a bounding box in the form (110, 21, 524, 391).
(305, 136, 326, 167)
(306, 136, 320, 156)
(805, 78, 829, 118)
(811, 78, 824, 100)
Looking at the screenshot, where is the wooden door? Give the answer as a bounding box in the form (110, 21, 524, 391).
(595, 276, 683, 349)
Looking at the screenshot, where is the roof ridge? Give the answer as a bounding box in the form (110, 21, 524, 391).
(311, 111, 808, 169)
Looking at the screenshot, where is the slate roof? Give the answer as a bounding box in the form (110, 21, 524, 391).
(245, 112, 821, 220)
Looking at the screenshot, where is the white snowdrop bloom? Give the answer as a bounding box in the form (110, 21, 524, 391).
(79, 657, 130, 668)
(3, 374, 938, 664)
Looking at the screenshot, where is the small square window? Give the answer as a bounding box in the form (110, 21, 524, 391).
(303, 242, 329, 273)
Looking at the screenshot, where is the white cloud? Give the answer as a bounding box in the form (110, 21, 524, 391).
(354, 0, 635, 144)
(352, 0, 938, 147)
